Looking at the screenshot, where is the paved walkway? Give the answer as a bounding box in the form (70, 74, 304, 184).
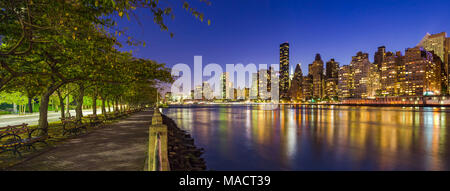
(8, 110, 153, 171)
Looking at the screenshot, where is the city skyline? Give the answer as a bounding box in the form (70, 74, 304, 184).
(167, 31, 449, 103)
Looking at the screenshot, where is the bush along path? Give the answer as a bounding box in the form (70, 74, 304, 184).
(162, 114, 207, 171)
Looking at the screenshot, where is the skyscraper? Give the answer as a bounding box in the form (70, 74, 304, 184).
(309, 54, 324, 99)
(250, 72, 259, 100)
(221, 72, 233, 99)
(350, 52, 372, 98)
(302, 75, 313, 100)
(403, 47, 441, 96)
(258, 69, 270, 100)
(338, 65, 352, 99)
(289, 64, 303, 101)
(380, 52, 399, 96)
(418, 32, 450, 94)
(279, 42, 290, 101)
(325, 59, 339, 98)
(374, 46, 386, 72)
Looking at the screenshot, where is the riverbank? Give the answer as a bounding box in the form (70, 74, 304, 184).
(161, 114, 207, 171)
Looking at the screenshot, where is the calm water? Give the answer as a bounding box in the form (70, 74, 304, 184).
(162, 105, 450, 170)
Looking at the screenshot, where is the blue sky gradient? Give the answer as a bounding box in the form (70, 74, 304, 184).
(116, 0, 450, 75)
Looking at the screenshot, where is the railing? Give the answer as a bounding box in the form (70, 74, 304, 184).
(146, 108, 170, 171)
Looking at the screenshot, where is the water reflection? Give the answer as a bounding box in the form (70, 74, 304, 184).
(162, 105, 450, 170)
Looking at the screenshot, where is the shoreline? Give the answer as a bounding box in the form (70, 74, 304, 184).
(161, 114, 207, 171)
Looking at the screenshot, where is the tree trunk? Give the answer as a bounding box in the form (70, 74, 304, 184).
(92, 87, 97, 115)
(57, 90, 65, 119)
(28, 97, 33, 113)
(115, 99, 119, 111)
(101, 97, 106, 115)
(38, 93, 51, 135)
(75, 83, 85, 121)
(66, 92, 71, 117)
(107, 100, 111, 112)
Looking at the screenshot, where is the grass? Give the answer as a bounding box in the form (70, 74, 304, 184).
(0, 113, 125, 170)
(0, 111, 11, 115)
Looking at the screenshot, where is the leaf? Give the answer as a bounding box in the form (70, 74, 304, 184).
(207, 19, 211, 26)
(118, 11, 123, 17)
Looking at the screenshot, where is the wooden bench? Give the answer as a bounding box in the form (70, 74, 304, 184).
(103, 112, 115, 121)
(0, 123, 48, 157)
(61, 118, 87, 136)
(85, 114, 103, 127)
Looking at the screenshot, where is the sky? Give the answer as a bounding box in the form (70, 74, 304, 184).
(116, 0, 450, 79)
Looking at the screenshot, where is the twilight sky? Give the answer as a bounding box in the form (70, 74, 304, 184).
(116, 0, 450, 77)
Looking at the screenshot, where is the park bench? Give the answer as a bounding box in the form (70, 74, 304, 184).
(103, 112, 116, 121)
(61, 118, 87, 136)
(85, 114, 103, 127)
(0, 123, 48, 157)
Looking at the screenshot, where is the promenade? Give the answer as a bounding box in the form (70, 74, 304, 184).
(7, 110, 153, 171)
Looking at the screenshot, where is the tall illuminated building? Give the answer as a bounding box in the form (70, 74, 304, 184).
(403, 47, 441, 96)
(350, 52, 372, 98)
(374, 46, 386, 72)
(279, 42, 290, 101)
(338, 65, 352, 99)
(418, 32, 450, 94)
(250, 72, 259, 100)
(202, 81, 213, 100)
(308, 54, 325, 99)
(302, 75, 313, 101)
(289, 64, 303, 101)
(221, 72, 233, 100)
(325, 59, 339, 98)
(380, 52, 399, 96)
(258, 69, 270, 100)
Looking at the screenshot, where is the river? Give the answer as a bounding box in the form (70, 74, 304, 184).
(162, 105, 450, 170)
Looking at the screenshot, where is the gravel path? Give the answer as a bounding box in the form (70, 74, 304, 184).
(7, 109, 153, 171)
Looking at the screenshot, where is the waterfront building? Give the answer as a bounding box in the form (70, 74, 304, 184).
(374, 46, 386, 72)
(250, 72, 259, 100)
(403, 47, 441, 96)
(164, 92, 172, 102)
(350, 52, 372, 98)
(279, 42, 290, 100)
(258, 69, 270, 100)
(289, 64, 303, 101)
(244, 88, 250, 100)
(418, 32, 450, 94)
(380, 52, 399, 96)
(267, 66, 272, 94)
(202, 81, 214, 100)
(220, 72, 233, 99)
(302, 75, 313, 100)
(447, 38, 450, 94)
(325, 59, 339, 99)
(236, 87, 245, 100)
(194, 85, 203, 100)
(338, 65, 352, 99)
(367, 63, 381, 98)
(309, 54, 325, 99)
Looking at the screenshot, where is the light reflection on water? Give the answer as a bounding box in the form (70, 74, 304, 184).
(162, 105, 450, 170)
